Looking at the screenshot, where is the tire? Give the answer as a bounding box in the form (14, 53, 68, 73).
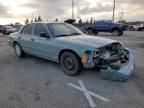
(86, 29, 95, 35)
(14, 43, 25, 58)
(119, 31, 123, 36)
(60, 52, 82, 76)
(112, 29, 121, 36)
(94, 32, 98, 35)
(7, 33, 10, 35)
(3, 32, 6, 35)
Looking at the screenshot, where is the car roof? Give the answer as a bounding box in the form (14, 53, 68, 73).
(30, 22, 65, 24)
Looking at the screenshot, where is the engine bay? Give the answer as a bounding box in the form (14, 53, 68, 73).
(93, 42, 129, 68)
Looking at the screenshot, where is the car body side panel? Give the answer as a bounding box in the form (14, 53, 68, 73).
(9, 34, 119, 63)
(38, 39, 90, 62)
(26, 37, 62, 62)
(19, 34, 34, 54)
(96, 21, 111, 32)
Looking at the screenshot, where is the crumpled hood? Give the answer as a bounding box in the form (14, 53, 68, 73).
(55, 35, 118, 48)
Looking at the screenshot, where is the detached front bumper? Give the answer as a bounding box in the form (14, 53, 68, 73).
(100, 49, 135, 82)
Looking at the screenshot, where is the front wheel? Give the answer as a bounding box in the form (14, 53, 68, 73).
(86, 29, 95, 35)
(94, 32, 98, 35)
(60, 52, 82, 76)
(14, 43, 25, 58)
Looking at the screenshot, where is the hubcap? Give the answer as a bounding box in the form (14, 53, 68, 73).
(15, 45, 21, 56)
(64, 56, 75, 70)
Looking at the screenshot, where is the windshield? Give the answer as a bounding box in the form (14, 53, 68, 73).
(47, 23, 83, 37)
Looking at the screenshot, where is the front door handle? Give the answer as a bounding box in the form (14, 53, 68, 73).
(30, 38, 35, 41)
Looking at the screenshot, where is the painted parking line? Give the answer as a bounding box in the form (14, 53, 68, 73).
(68, 80, 110, 108)
(79, 80, 96, 108)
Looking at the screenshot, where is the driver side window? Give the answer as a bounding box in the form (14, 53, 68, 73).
(34, 24, 48, 36)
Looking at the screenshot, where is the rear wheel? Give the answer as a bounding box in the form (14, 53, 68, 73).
(112, 30, 121, 36)
(60, 52, 82, 76)
(7, 33, 10, 35)
(119, 31, 123, 36)
(14, 43, 25, 58)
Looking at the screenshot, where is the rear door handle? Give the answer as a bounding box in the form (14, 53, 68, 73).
(30, 38, 35, 41)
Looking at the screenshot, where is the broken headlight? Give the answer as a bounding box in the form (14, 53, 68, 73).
(95, 42, 126, 65)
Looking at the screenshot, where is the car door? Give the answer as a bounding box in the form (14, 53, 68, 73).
(18, 23, 36, 54)
(96, 21, 110, 32)
(31, 23, 57, 61)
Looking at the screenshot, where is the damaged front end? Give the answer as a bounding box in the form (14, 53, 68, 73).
(92, 42, 135, 81)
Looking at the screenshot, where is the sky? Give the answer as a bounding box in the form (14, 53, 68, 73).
(0, 0, 144, 24)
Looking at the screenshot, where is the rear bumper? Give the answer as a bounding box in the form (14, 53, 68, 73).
(100, 49, 135, 82)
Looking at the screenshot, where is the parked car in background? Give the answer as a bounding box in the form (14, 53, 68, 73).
(80, 20, 125, 36)
(129, 25, 134, 31)
(0, 25, 6, 34)
(15, 25, 23, 32)
(137, 24, 144, 31)
(131, 25, 140, 31)
(5, 26, 17, 35)
(129, 24, 144, 31)
(8, 22, 134, 81)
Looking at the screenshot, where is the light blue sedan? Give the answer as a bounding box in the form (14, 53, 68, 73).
(8, 22, 135, 81)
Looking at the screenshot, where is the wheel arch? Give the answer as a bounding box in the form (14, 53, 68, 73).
(13, 41, 19, 47)
(87, 27, 93, 31)
(58, 49, 81, 62)
(112, 27, 120, 32)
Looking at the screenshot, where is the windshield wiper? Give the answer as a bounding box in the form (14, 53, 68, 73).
(55, 34, 71, 37)
(55, 33, 81, 37)
(70, 33, 82, 35)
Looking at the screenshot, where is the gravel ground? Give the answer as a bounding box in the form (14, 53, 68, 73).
(0, 31, 144, 108)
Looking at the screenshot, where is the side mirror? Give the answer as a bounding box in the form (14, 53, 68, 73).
(40, 32, 50, 38)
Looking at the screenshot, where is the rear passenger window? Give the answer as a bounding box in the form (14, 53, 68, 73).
(34, 24, 48, 36)
(21, 24, 34, 35)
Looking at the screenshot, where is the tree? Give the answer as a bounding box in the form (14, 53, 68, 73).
(55, 18, 58, 22)
(118, 20, 126, 24)
(37, 16, 42, 22)
(78, 18, 82, 25)
(90, 17, 93, 24)
(34, 17, 38, 22)
(25, 19, 29, 24)
(86, 19, 89, 24)
(10, 23, 13, 27)
(31, 19, 33, 23)
(94, 20, 96, 24)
